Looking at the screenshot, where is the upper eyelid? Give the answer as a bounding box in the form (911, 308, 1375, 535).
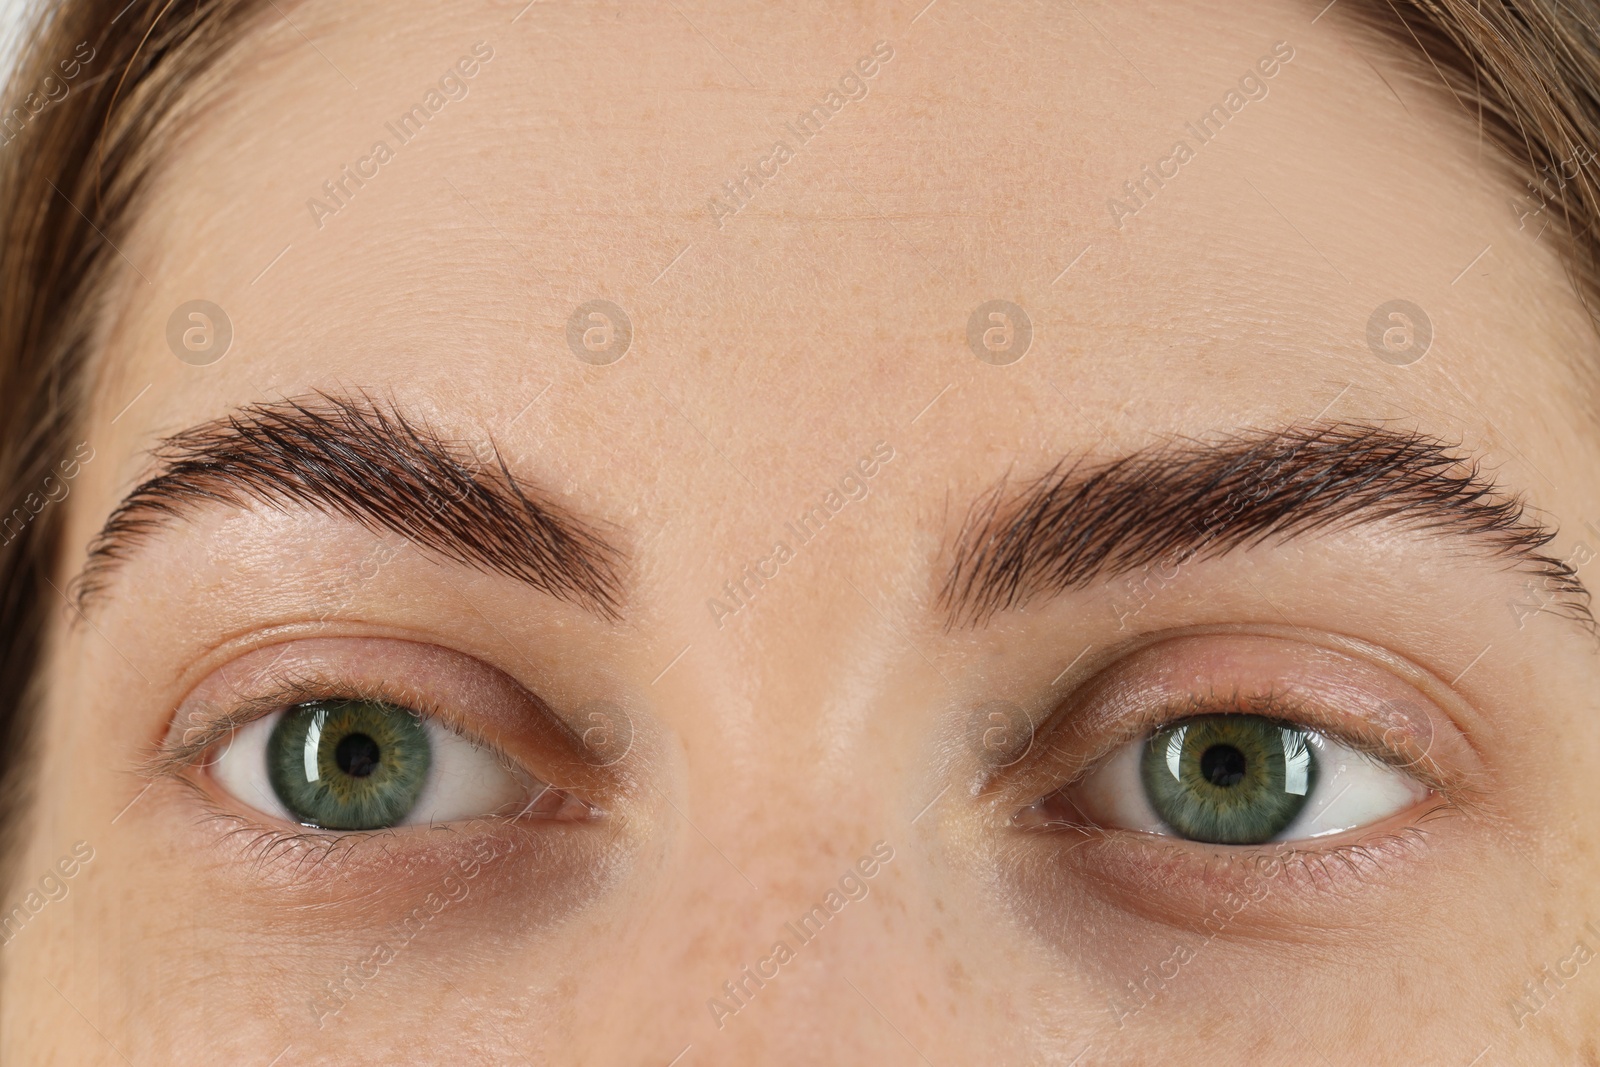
(146, 635, 622, 815)
(1010, 626, 1493, 799)
(145, 669, 502, 782)
(1028, 687, 1456, 804)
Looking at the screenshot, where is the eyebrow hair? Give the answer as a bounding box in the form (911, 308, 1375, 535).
(939, 422, 1592, 630)
(72, 393, 625, 619)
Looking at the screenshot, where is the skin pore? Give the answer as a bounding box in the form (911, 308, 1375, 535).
(5, 0, 1600, 1062)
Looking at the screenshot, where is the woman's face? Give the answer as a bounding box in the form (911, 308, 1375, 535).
(6, 0, 1600, 1061)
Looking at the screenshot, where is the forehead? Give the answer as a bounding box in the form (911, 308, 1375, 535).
(95, 0, 1594, 521)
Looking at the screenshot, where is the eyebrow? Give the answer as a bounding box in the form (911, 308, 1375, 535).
(72, 394, 625, 619)
(940, 422, 1592, 630)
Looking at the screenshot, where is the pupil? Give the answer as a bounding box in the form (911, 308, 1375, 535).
(1200, 743, 1246, 787)
(334, 732, 382, 778)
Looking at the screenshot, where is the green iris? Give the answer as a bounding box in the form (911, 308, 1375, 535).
(1140, 714, 1317, 844)
(266, 700, 432, 830)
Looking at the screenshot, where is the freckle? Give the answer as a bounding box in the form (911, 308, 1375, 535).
(933, 897, 945, 913)
(925, 927, 944, 950)
(946, 958, 969, 993)
(915, 990, 928, 1008)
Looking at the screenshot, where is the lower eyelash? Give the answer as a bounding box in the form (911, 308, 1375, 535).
(149, 665, 486, 779)
(174, 776, 396, 879)
(183, 783, 538, 886)
(219, 817, 387, 879)
(1250, 817, 1445, 889)
(1021, 797, 1460, 903)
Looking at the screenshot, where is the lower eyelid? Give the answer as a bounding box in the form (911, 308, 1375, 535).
(1021, 807, 1453, 943)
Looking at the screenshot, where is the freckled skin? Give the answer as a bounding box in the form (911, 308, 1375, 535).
(4, 0, 1600, 1063)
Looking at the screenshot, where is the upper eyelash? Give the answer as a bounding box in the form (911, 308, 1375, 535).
(1033, 684, 1478, 811)
(143, 664, 520, 783)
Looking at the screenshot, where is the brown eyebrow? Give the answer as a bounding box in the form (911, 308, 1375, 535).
(940, 422, 1592, 631)
(71, 393, 625, 619)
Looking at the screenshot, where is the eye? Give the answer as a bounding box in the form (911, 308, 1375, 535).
(211, 697, 568, 831)
(1021, 711, 1428, 845)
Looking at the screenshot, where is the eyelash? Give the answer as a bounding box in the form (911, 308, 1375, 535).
(146, 665, 532, 871)
(1002, 692, 1484, 896)
(148, 664, 517, 777)
(1073, 805, 1461, 896)
(1026, 685, 1461, 807)
(195, 802, 401, 875)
